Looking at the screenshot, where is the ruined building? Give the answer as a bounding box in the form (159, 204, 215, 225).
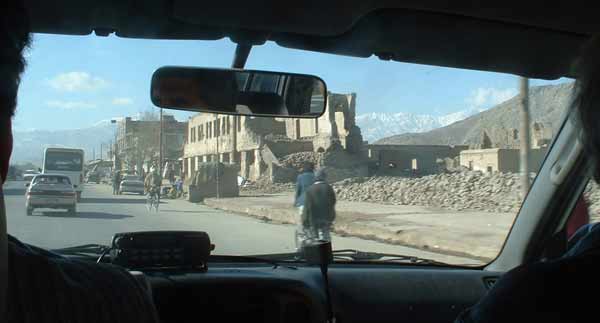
(182, 92, 367, 183)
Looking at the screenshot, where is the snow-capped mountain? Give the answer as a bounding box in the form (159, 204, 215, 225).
(356, 109, 479, 143)
(11, 123, 117, 165)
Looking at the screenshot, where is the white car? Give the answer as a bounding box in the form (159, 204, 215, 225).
(119, 175, 145, 195)
(25, 174, 77, 216)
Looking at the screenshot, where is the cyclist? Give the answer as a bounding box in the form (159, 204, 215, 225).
(144, 167, 162, 206)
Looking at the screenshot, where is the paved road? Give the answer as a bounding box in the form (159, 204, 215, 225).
(3, 181, 478, 264)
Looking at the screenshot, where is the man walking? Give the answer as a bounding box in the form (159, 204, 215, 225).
(303, 168, 336, 242)
(112, 170, 121, 195)
(294, 161, 315, 252)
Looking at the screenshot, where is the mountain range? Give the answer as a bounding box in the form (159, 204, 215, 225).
(11, 121, 116, 166)
(356, 109, 481, 143)
(374, 82, 573, 146)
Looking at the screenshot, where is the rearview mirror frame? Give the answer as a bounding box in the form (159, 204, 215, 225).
(150, 66, 328, 118)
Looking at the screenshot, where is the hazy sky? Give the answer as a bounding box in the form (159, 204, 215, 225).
(13, 33, 570, 131)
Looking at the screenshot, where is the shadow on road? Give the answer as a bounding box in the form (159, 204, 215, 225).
(38, 211, 134, 219)
(79, 197, 146, 204)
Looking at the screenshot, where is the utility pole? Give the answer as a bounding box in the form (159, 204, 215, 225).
(159, 108, 163, 176)
(519, 77, 531, 199)
(215, 114, 220, 199)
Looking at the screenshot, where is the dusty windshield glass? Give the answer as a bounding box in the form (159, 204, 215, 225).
(4, 34, 573, 266)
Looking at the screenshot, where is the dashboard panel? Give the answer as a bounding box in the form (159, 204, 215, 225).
(142, 264, 497, 323)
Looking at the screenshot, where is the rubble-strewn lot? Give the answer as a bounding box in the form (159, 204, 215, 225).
(241, 171, 600, 215)
(333, 172, 524, 213)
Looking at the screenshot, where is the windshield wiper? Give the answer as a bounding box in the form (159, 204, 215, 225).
(208, 254, 296, 269)
(51, 244, 111, 263)
(331, 249, 449, 266)
(252, 250, 450, 266)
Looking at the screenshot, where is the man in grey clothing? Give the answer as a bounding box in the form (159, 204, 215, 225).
(294, 161, 315, 252)
(303, 168, 336, 242)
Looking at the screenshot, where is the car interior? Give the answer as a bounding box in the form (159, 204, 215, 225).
(3, 1, 598, 322)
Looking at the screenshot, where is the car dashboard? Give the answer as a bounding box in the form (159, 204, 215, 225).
(134, 264, 496, 323)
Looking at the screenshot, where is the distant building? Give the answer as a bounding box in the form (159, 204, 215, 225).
(367, 144, 468, 176)
(116, 115, 187, 174)
(459, 147, 548, 173)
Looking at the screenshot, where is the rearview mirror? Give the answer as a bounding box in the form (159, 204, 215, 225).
(151, 67, 327, 118)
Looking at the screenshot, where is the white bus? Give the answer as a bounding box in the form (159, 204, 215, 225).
(42, 148, 85, 200)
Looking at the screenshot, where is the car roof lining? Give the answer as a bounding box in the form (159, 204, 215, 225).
(24, 0, 592, 79)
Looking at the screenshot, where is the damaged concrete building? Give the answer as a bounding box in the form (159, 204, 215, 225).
(459, 122, 552, 173)
(183, 92, 367, 183)
(367, 144, 469, 176)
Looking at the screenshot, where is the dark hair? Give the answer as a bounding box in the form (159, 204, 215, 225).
(0, 0, 31, 119)
(573, 36, 600, 182)
(302, 161, 315, 172)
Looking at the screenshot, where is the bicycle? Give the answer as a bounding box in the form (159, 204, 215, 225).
(146, 186, 160, 213)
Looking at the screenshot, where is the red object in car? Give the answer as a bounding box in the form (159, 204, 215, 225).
(567, 198, 590, 239)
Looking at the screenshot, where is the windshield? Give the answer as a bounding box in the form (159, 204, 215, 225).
(44, 151, 83, 172)
(4, 34, 573, 266)
(33, 175, 71, 185)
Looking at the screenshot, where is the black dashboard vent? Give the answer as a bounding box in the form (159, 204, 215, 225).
(483, 277, 499, 290)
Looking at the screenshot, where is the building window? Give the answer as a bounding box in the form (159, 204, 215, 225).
(206, 122, 209, 138)
(197, 125, 201, 141)
(209, 121, 212, 138)
(468, 161, 473, 170)
(226, 117, 231, 135)
(237, 116, 242, 132)
(191, 128, 196, 143)
(215, 118, 220, 137)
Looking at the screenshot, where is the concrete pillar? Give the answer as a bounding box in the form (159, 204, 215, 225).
(253, 149, 264, 180)
(240, 151, 249, 179)
(228, 152, 235, 164)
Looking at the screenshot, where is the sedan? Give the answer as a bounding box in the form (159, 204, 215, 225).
(26, 174, 77, 216)
(119, 175, 145, 195)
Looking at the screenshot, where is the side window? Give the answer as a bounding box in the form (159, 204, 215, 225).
(584, 180, 600, 223)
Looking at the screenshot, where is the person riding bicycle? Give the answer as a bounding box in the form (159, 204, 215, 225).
(144, 168, 162, 199)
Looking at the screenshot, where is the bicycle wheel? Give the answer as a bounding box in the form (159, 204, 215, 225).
(146, 194, 153, 212)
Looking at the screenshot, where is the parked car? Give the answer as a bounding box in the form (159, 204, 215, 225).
(85, 171, 101, 184)
(119, 175, 145, 195)
(25, 174, 77, 216)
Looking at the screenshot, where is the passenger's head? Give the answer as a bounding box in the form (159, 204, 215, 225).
(302, 161, 315, 173)
(0, 0, 31, 183)
(315, 168, 328, 182)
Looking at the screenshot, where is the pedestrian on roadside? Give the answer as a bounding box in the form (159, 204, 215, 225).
(112, 170, 121, 195)
(303, 168, 336, 242)
(294, 161, 315, 252)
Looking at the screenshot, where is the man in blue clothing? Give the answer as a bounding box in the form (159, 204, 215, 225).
(294, 161, 315, 252)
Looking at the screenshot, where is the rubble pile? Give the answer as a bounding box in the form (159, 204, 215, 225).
(333, 172, 525, 213)
(279, 152, 321, 170)
(241, 176, 295, 194)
